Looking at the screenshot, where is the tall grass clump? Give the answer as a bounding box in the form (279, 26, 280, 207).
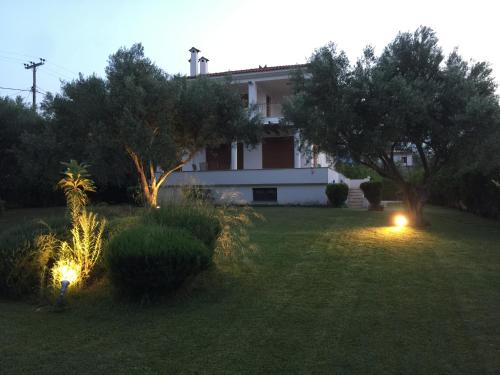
(0, 217, 68, 298)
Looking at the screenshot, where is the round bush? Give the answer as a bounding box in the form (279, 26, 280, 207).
(106, 224, 210, 299)
(360, 181, 383, 210)
(325, 183, 349, 207)
(144, 205, 221, 250)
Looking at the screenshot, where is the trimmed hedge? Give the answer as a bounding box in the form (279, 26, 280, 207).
(325, 183, 349, 207)
(106, 224, 210, 299)
(144, 205, 221, 250)
(360, 181, 383, 210)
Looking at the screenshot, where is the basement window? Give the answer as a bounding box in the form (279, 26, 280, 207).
(252, 188, 277, 202)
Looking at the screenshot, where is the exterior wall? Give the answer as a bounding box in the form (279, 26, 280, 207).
(243, 143, 262, 169)
(394, 153, 414, 166)
(166, 167, 330, 186)
(159, 185, 328, 205)
(183, 148, 206, 171)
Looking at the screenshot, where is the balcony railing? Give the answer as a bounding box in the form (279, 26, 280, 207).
(245, 103, 283, 123)
(255, 103, 283, 117)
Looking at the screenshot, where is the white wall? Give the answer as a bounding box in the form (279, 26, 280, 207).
(182, 148, 206, 171)
(394, 153, 413, 166)
(243, 143, 262, 169)
(159, 184, 328, 205)
(166, 167, 330, 186)
(277, 185, 327, 205)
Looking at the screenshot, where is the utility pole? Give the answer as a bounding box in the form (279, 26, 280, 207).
(24, 58, 45, 110)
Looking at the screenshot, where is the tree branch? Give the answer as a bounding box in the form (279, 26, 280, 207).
(416, 143, 430, 182)
(157, 162, 186, 187)
(126, 146, 150, 197)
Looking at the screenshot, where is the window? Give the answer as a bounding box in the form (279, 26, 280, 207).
(401, 156, 408, 164)
(252, 188, 277, 202)
(266, 95, 271, 117)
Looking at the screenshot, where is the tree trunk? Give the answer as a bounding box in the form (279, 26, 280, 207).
(403, 185, 428, 227)
(126, 147, 186, 209)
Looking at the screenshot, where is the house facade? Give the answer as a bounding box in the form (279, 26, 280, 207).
(161, 47, 368, 206)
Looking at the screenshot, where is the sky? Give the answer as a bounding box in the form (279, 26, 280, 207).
(1, 0, 499, 104)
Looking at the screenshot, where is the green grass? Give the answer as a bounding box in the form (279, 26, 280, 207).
(1, 206, 499, 374)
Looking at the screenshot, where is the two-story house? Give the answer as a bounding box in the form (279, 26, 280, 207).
(161, 47, 368, 206)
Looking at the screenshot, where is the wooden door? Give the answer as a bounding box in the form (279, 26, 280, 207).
(262, 136, 294, 169)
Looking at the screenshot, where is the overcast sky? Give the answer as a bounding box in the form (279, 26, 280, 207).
(1, 0, 499, 103)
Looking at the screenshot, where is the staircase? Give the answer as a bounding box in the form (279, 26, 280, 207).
(347, 188, 365, 209)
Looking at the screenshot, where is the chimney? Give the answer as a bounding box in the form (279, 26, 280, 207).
(199, 56, 209, 75)
(189, 47, 200, 77)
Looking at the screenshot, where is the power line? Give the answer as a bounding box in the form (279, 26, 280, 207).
(0, 50, 78, 75)
(0, 86, 31, 92)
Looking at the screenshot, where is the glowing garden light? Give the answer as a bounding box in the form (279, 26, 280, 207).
(393, 214, 409, 228)
(53, 260, 80, 309)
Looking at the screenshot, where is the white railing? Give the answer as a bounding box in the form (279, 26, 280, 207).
(254, 103, 283, 118)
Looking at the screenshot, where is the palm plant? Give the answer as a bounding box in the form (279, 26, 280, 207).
(48, 160, 105, 287)
(58, 160, 95, 223)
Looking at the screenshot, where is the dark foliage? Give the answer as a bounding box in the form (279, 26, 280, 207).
(325, 183, 349, 207)
(143, 205, 221, 251)
(430, 171, 500, 219)
(360, 181, 383, 210)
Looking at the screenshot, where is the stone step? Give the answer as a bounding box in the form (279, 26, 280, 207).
(347, 188, 365, 208)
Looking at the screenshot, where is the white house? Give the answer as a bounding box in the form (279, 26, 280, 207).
(161, 47, 368, 206)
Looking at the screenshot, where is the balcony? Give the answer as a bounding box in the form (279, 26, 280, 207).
(254, 103, 283, 124)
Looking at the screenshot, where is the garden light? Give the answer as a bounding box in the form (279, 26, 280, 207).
(393, 214, 408, 228)
(53, 261, 80, 309)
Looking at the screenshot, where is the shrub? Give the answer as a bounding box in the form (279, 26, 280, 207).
(0, 217, 68, 298)
(144, 204, 221, 251)
(335, 162, 379, 180)
(325, 183, 349, 207)
(360, 181, 383, 210)
(106, 224, 210, 299)
(429, 170, 500, 219)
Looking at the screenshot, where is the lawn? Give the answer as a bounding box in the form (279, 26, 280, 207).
(1, 206, 499, 374)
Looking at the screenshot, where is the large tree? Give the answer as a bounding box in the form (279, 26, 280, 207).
(0, 96, 51, 205)
(105, 44, 260, 207)
(284, 27, 500, 226)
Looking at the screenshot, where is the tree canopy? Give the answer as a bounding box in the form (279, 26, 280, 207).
(104, 43, 260, 206)
(284, 26, 500, 225)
